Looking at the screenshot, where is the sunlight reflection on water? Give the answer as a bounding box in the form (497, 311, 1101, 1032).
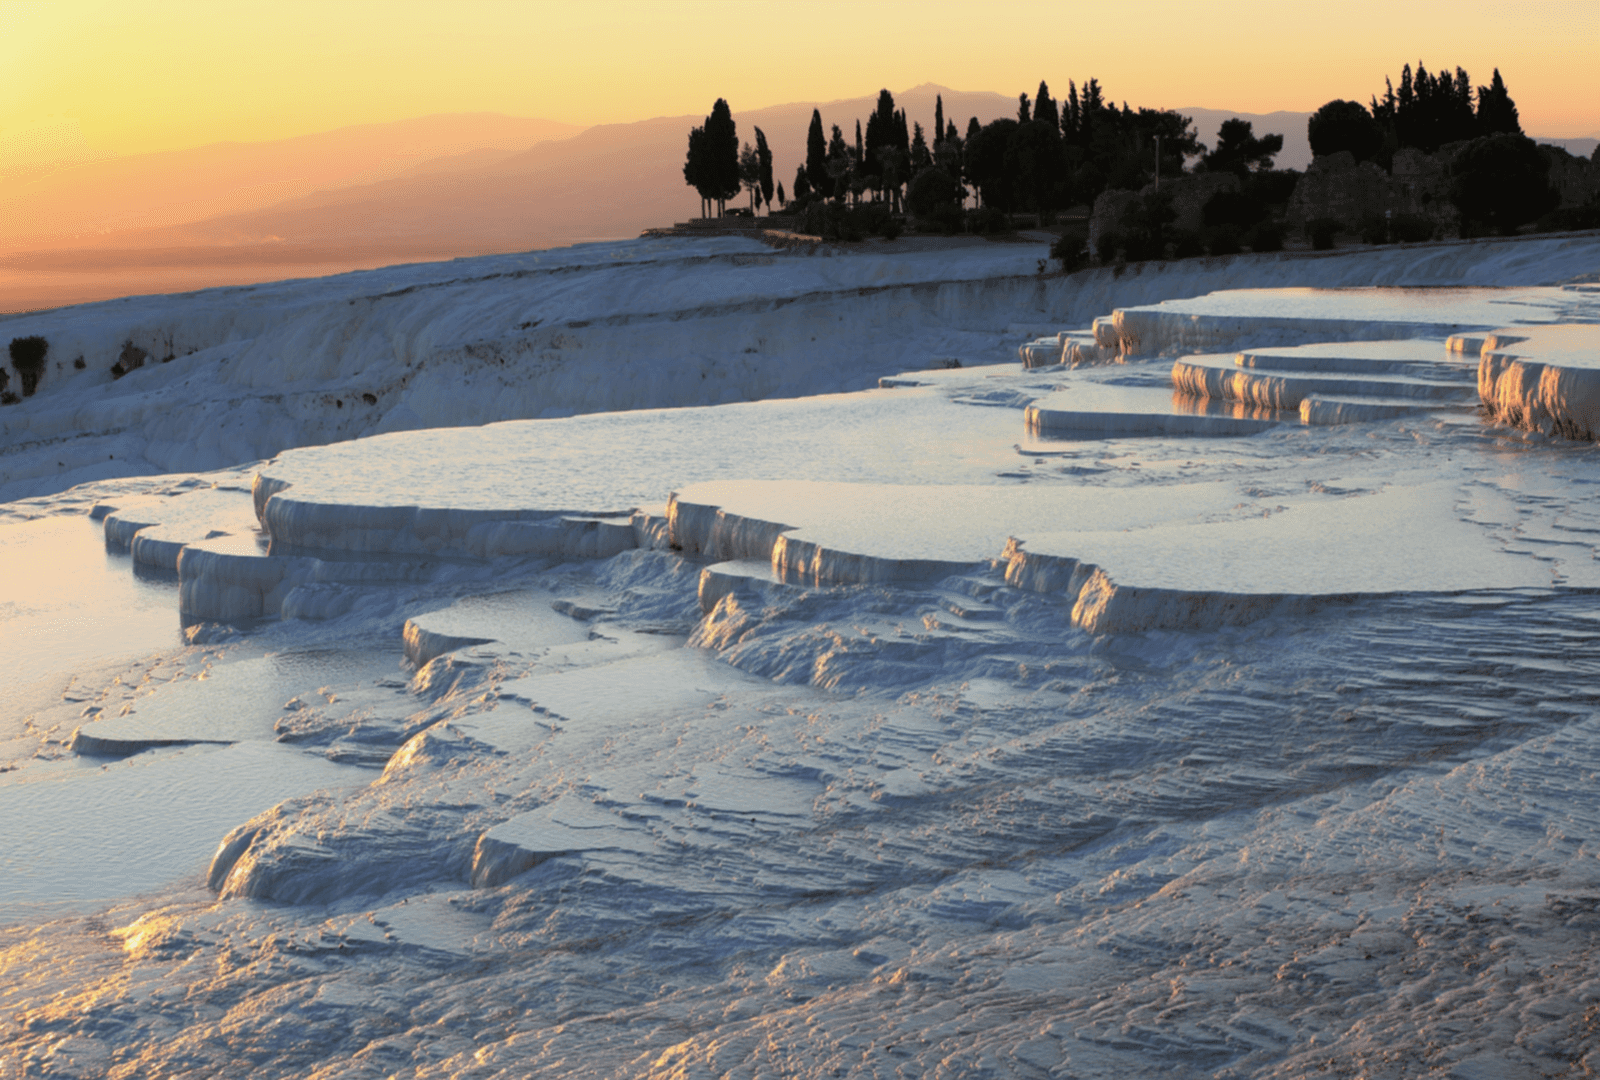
(0, 513, 183, 702)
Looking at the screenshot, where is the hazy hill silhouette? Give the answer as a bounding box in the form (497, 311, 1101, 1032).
(89, 90, 1323, 256)
(0, 114, 582, 246)
(1, 88, 1324, 311)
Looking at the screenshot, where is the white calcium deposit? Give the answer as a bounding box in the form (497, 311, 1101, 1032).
(3, 233, 1600, 1079)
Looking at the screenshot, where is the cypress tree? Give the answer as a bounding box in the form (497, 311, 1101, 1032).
(1066, 80, 1080, 141)
(1034, 81, 1058, 129)
(855, 119, 865, 202)
(683, 125, 714, 217)
(792, 163, 811, 202)
(805, 109, 829, 197)
(865, 90, 896, 194)
(705, 99, 741, 214)
(934, 95, 945, 148)
(827, 124, 851, 201)
(1476, 69, 1521, 136)
(1451, 67, 1475, 142)
(755, 127, 774, 210)
(910, 123, 931, 171)
(1082, 79, 1104, 119)
(1017, 92, 1031, 123)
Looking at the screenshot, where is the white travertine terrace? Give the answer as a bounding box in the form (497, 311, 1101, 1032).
(113, 285, 1598, 626)
(16, 236, 1600, 1078)
(1469, 323, 1600, 439)
(1105, 285, 1590, 358)
(668, 476, 1576, 634)
(1024, 383, 1284, 438)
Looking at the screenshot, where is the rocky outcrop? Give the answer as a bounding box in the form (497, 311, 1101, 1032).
(1088, 189, 1139, 256)
(1089, 174, 1242, 258)
(1389, 147, 1455, 226)
(1286, 152, 1392, 232)
(1539, 145, 1600, 210)
(1288, 148, 1465, 235)
(1159, 172, 1242, 234)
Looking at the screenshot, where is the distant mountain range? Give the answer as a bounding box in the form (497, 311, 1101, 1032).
(2, 87, 1592, 311)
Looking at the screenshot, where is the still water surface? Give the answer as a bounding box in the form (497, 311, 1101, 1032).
(0, 513, 184, 703)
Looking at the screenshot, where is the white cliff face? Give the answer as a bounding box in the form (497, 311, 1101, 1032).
(5, 235, 1600, 1079)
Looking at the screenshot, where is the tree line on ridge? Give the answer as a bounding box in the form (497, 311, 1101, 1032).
(682, 64, 1597, 253)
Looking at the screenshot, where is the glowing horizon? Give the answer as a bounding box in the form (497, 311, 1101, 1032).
(2, 0, 1595, 168)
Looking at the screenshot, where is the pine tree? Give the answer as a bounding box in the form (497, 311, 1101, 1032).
(755, 127, 774, 210)
(1034, 81, 1058, 129)
(934, 95, 945, 148)
(739, 142, 761, 213)
(1476, 69, 1521, 135)
(805, 109, 829, 197)
(1202, 118, 1284, 174)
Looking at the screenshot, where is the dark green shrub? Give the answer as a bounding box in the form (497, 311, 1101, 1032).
(1533, 202, 1600, 232)
(905, 167, 960, 219)
(1117, 188, 1178, 261)
(1171, 231, 1205, 259)
(1202, 191, 1265, 229)
(1359, 213, 1392, 244)
(9, 335, 48, 397)
(923, 202, 964, 234)
(802, 201, 830, 237)
(1245, 169, 1301, 207)
(1095, 228, 1122, 263)
(1391, 213, 1436, 242)
(73, 356, 86, 369)
(1245, 221, 1283, 252)
(1122, 226, 1167, 261)
(969, 206, 1011, 234)
(1305, 217, 1340, 249)
(1450, 134, 1557, 234)
(1051, 226, 1090, 271)
(881, 216, 903, 240)
(1206, 225, 1243, 256)
(111, 341, 148, 379)
(0, 390, 18, 406)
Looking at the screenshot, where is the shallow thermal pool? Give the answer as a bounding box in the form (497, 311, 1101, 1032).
(0, 513, 184, 708)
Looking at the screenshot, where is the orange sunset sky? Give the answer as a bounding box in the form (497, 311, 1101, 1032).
(3, 0, 1597, 167)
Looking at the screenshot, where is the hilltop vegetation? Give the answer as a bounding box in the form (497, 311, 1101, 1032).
(683, 64, 1599, 254)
